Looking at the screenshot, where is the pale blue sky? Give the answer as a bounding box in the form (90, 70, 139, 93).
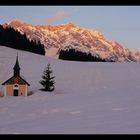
(0, 6, 140, 52)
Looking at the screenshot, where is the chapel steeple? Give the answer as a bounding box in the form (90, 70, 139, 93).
(2, 54, 30, 97)
(13, 54, 20, 76)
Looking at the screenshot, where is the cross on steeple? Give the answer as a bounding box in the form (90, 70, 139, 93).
(13, 53, 20, 76)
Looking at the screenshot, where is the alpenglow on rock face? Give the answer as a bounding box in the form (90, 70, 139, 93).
(2, 20, 140, 62)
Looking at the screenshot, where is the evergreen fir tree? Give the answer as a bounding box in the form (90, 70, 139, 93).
(0, 26, 45, 55)
(39, 64, 55, 92)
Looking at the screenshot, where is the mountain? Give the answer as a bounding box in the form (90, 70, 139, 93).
(2, 20, 140, 62)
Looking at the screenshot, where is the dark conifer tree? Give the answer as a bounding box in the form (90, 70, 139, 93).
(59, 48, 108, 62)
(0, 25, 45, 55)
(39, 64, 55, 92)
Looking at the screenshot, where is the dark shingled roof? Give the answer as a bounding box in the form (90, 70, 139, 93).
(2, 75, 30, 86)
(2, 54, 30, 86)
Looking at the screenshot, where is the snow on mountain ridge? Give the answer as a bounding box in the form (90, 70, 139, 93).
(2, 20, 140, 62)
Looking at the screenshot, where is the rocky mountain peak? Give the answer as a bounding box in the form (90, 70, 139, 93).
(2, 20, 140, 62)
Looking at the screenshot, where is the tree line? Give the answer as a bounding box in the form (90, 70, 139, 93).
(0, 25, 45, 55)
(59, 48, 115, 62)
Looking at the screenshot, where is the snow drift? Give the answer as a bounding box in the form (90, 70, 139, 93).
(0, 46, 140, 134)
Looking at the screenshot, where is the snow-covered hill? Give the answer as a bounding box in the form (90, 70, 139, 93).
(2, 20, 140, 62)
(1, 46, 140, 134)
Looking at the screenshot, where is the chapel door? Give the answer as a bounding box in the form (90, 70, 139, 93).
(13, 89, 18, 96)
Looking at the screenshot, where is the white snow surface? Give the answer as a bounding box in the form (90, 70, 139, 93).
(0, 46, 140, 134)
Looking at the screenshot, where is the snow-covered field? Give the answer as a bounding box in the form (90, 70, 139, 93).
(0, 46, 140, 134)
